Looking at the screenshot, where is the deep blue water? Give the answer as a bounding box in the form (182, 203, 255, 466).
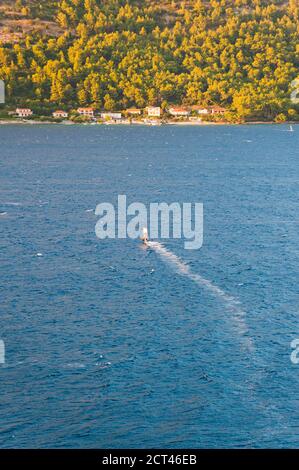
(0, 124, 299, 448)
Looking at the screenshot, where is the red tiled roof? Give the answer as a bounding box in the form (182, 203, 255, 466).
(210, 106, 226, 111)
(191, 105, 209, 110)
(169, 106, 190, 113)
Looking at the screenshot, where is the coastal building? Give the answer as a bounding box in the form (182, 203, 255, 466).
(126, 108, 141, 115)
(191, 105, 210, 115)
(101, 112, 122, 120)
(77, 107, 94, 117)
(147, 106, 161, 117)
(168, 106, 190, 117)
(53, 110, 68, 119)
(210, 106, 227, 115)
(16, 108, 33, 118)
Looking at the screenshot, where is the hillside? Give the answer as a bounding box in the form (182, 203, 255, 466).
(0, 0, 298, 121)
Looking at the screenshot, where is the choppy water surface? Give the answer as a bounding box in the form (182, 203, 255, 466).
(0, 124, 299, 448)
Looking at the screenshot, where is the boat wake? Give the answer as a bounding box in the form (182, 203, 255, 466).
(148, 241, 254, 351)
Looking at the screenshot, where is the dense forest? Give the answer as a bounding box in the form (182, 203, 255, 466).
(0, 0, 298, 121)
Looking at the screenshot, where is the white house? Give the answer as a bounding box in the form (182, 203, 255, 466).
(147, 106, 161, 117)
(168, 106, 190, 117)
(16, 108, 33, 118)
(53, 110, 68, 119)
(191, 105, 210, 115)
(77, 107, 94, 117)
(101, 112, 122, 120)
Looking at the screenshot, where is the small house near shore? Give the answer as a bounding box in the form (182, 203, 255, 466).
(77, 107, 94, 117)
(190, 105, 227, 115)
(101, 112, 122, 120)
(168, 106, 190, 117)
(126, 108, 141, 115)
(16, 108, 33, 118)
(53, 110, 68, 119)
(210, 106, 227, 115)
(191, 105, 210, 115)
(147, 106, 161, 117)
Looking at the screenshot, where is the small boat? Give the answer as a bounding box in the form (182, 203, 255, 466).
(141, 227, 149, 245)
(289, 125, 294, 132)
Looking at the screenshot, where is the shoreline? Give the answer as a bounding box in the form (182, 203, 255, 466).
(0, 119, 297, 126)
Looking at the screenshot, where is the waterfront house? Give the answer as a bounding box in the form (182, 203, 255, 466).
(126, 108, 141, 115)
(101, 112, 122, 120)
(53, 110, 68, 119)
(168, 106, 190, 117)
(77, 107, 94, 117)
(210, 106, 227, 115)
(146, 106, 161, 117)
(191, 105, 210, 115)
(16, 108, 33, 118)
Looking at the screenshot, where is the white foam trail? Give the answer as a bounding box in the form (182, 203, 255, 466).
(3, 202, 22, 206)
(148, 241, 254, 351)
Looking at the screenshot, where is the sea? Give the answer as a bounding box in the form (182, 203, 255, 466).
(0, 123, 298, 448)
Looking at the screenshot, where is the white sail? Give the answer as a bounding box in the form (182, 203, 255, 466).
(141, 227, 149, 243)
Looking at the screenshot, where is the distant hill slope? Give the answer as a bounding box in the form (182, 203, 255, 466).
(0, 0, 61, 43)
(0, 0, 298, 121)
